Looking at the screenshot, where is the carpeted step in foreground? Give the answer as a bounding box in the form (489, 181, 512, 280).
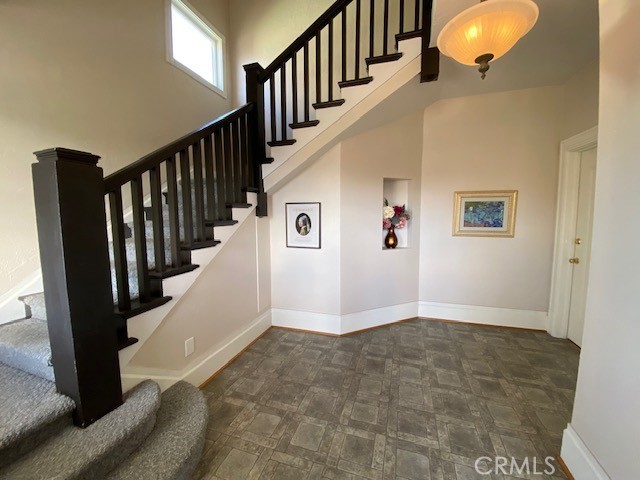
(0, 318, 53, 381)
(0, 363, 74, 468)
(0, 380, 161, 479)
(107, 381, 208, 480)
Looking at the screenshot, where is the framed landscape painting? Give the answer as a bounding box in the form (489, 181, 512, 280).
(453, 190, 518, 237)
(286, 202, 321, 248)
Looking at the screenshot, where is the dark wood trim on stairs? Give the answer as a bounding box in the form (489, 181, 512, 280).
(207, 219, 239, 227)
(32, 148, 123, 428)
(115, 296, 172, 320)
(149, 264, 199, 280)
(290, 120, 320, 129)
(338, 77, 374, 88)
(365, 52, 403, 66)
(313, 99, 346, 109)
(181, 240, 221, 251)
(267, 139, 297, 147)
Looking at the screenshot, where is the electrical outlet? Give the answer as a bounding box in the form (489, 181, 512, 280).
(184, 337, 195, 357)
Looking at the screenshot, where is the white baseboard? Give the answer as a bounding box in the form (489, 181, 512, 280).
(341, 302, 419, 334)
(121, 310, 272, 392)
(272, 302, 419, 335)
(271, 308, 341, 335)
(561, 424, 610, 480)
(418, 301, 548, 330)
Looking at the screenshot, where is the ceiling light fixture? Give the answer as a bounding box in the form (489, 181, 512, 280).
(437, 0, 539, 79)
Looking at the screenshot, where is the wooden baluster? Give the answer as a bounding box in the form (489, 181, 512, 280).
(355, 0, 361, 79)
(179, 149, 194, 246)
(280, 62, 287, 141)
(328, 19, 334, 101)
(400, 0, 405, 34)
(292, 52, 298, 125)
(304, 43, 310, 121)
(109, 188, 131, 311)
(415, 0, 420, 31)
(149, 165, 166, 273)
(269, 74, 276, 142)
(232, 120, 242, 203)
(131, 175, 150, 302)
(213, 129, 228, 220)
(239, 115, 249, 203)
(316, 32, 322, 104)
(383, 0, 390, 55)
(370, 0, 376, 58)
(166, 156, 182, 267)
(192, 141, 206, 241)
(223, 124, 234, 208)
(204, 135, 216, 221)
(420, 0, 439, 82)
(342, 8, 347, 82)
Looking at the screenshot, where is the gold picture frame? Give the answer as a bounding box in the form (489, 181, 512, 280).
(453, 190, 518, 237)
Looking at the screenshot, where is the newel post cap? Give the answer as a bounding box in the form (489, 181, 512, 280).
(34, 148, 101, 165)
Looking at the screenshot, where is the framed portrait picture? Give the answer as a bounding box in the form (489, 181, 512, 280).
(453, 190, 518, 237)
(286, 202, 321, 248)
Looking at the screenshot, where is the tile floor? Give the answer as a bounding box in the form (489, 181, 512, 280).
(194, 319, 579, 479)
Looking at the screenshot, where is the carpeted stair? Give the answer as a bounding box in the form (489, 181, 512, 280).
(0, 366, 207, 480)
(0, 318, 53, 381)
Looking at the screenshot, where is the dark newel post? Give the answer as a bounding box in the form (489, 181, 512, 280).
(32, 148, 123, 428)
(244, 62, 268, 217)
(420, 0, 440, 83)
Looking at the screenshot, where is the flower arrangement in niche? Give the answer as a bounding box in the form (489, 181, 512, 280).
(383, 199, 410, 249)
(382, 199, 411, 229)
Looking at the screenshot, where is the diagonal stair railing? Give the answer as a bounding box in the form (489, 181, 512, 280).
(30, 0, 437, 427)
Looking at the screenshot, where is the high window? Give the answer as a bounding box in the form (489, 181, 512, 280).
(167, 0, 225, 95)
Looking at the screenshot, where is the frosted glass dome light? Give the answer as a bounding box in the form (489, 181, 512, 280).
(437, 0, 539, 79)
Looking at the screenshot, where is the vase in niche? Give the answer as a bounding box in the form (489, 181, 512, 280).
(384, 225, 398, 249)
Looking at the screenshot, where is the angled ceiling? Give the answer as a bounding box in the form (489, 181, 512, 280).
(349, 0, 599, 133)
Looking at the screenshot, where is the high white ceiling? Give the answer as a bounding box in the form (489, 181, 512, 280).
(350, 0, 599, 133)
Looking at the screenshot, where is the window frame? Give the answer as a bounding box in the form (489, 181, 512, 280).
(165, 0, 227, 98)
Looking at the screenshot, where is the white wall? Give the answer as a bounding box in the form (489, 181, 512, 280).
(128, 216, 271, 379)
(0, 0, 231, 302)
(270, 144, 342, 315)
(340, 112, 423, 315)
(561, 2, 640, 479)
(419, 86, 565, 312)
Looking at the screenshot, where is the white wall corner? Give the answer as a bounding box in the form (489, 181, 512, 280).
(560, 424, 611, 480)
(418, 302, 548, 331)
(340, 302, 419, 334)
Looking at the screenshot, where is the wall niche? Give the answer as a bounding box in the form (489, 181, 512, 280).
(382, 178, 410, 250)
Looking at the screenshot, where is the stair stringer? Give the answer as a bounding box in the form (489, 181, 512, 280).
(263, 37, 423, 193)
(117, 196, 258, 371)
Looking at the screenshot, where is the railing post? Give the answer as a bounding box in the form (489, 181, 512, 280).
(32, 148, 123, 428)
(420, 0, 440, 83)
(244, 62, 268, 217)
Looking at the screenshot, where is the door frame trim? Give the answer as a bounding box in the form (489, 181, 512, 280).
(548, 126, 598, 338)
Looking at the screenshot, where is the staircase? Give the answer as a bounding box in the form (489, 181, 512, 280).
(0, 0, 438, 477)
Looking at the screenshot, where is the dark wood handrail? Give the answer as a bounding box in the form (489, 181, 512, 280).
(259, 0, 354, 82)
(104, 103, 254, 192)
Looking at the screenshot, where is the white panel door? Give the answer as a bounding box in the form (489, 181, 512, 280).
(567, 147, 597, 346)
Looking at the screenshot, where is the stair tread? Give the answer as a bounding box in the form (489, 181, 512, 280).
(313, 99, 346, 109)
(2, 380, 161, 479)
(290, 120, 320, 129)
(267, 139, 296, 147)
(106, 381, 207, 480)
(18, 292, 47, 322)
(338, 77, 374, 88)
(0, 363, 74, 467)
(0, 318, 53, 382)
(365, 52, 403, 65)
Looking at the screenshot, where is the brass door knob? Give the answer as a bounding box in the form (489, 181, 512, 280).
(569, 258, 580, 264)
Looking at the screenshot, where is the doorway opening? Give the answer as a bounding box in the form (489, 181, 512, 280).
(548, 127, 598, 346)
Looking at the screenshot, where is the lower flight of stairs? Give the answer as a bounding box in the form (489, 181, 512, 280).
(0, 363, 207, 479)
(0, 295, 208, 478)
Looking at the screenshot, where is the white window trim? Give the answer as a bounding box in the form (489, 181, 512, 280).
(165, 0, 227, 98)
